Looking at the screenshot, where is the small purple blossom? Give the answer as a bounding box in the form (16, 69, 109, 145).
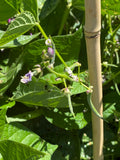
(47, 47, 54, 58)
(8, 18, 15, 24)
(45, 39, 52, 46)
(8, 18, 12, 23)
(20, 71, 33, 84)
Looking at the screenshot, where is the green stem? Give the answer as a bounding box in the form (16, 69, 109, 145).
(36, 22, 48, 40)
(55, 49, 67, 67)
(63, 78, 67, 88)
(46, 66, 71, 81)
(80, 81, 90, 90)
(68, 93, 75, 117)
(36, 22, 67, 67)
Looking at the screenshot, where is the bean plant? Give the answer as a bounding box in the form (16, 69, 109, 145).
(0, 0, 120, 160)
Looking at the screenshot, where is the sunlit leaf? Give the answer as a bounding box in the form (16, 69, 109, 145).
(12, 77, 68, 108)
(0, 0, 20, 22)
(0, 33, 40, 49)
(40, 0, 60, 19)
(0, 140, 45, 160)
(0, 11, 36, 46)
(0, 52, 23, 95)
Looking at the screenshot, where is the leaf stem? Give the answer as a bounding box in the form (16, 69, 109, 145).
(36, 22, 48, 40)
(46, 66, 72, 81)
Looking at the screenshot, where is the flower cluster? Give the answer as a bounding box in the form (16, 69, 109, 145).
(65, 67, 78, 82)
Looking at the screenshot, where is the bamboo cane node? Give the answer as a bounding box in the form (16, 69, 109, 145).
(84, 30, 101, 39)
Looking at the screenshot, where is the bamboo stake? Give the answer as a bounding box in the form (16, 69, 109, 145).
(84, 0, 104, 160)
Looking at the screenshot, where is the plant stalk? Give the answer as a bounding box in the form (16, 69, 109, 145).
(36, 22, 67, 67)
(84, 0, 104, 159)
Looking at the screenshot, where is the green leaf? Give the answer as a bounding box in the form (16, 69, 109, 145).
(12, 78, 68, 108)
(21, 0, 38, 20)
(40, 0, 66, 35)
(0, 31, 4, 39)
(7, 109, 43, 123)
(43, 93, 91, 130)
(40, 0, 60, 19)
(0, 98, 15, 109)
(0, 121, 57, 159)
(0, 11, 36, 46)
(41, 73, 63, 84)
(103, 90, 120, 121)
(0, 0, 20, 23)
(44, 108, 89, 130)
(0, 33, 40, 49)
(0, 52, 23, 95)
(0, 122, 43, 149)
(71, 82, 87, 95)
(101, 0, 120, 15)
(0, 140, 45, 160)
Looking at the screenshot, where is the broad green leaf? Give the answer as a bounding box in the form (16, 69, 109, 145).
(41, 73, 63, 84)
(0, 33, 40, 49)
(71, 72, 89, 95)
(101, 0, 120, 15)
(0, 11, 36, 46)
(0, 0, 20, 22)
(0, 121, 57, 159)
(7, 109, 43, 123)
(103, 90, 120, 121)
(0, 52, 23, 95)
(0, 122, 47, 151)
(21, 0, 38, 20)
(71, 82, 87, 95)
(40, 0, 60, 19)
(40, 0, 66, 35)
(12, 77, 68, 108)
(43, 93, 91, 130)
(0, 140, 45, 160)
(44, 107, 90, 130)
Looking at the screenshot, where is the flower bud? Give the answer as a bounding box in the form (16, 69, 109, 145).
(47, 47, 54, 58)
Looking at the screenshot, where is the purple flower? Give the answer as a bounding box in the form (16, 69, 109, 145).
(47, 47, 54, 58)
(20, 71, 33, 84)
(8, 18, 12, 23)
